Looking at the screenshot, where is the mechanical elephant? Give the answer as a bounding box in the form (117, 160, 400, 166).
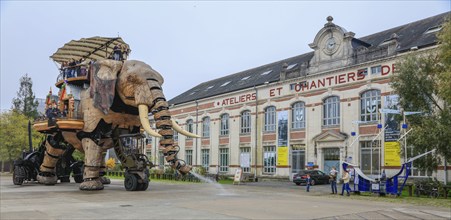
(37, 59, 198, 190)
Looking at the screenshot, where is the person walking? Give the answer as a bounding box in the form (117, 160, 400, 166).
(329, 166, 338, 194)
(341, 169, 350, 196)
(306, 173, 311, 192)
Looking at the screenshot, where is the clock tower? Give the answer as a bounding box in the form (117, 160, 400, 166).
(308, 16, 355, 74)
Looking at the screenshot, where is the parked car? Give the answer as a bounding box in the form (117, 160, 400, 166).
(293, 170, 330, 186)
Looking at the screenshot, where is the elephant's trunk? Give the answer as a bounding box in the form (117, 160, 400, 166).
(138, 96, 196, 174)
(138, 105, 162, 138)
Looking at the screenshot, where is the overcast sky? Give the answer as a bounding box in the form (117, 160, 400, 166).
(1, 1, 449, 111)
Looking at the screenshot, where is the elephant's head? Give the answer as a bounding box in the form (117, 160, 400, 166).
(89, 59, 199, 174)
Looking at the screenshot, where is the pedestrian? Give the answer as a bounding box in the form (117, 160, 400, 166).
(341, 169, 350, 196)
(329, 166, 338, 194)
(306, 173, 311, 192)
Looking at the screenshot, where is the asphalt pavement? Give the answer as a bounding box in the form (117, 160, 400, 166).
(1, 174, 450, 220)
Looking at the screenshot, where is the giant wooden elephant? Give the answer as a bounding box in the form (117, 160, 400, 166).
(37, 60, 198, 190)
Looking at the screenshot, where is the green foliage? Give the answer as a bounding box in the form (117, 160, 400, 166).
(437, 17, 451, 104)
(12, 74, 39, 119)
(192, 166, 207, 175)
(164, 167, 176, 174)
(0, 111, 43, 171)
(72, 150, 85, 161)
(390, 19, 451, 170)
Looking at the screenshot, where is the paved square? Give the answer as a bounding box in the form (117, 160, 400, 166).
(1, 175, 449, 219)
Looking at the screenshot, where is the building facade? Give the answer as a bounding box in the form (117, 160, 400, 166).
(150, 13, 449, 181)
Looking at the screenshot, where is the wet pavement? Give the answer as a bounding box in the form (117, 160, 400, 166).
(1, 174, 450, 219)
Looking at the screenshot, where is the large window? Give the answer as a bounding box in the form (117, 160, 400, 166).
(264, 106, 276, 132)
(202, 117, 210, 137)
(292, 102, 306, 129)
(291, 147, 305, 174)
(240, 147, 251, 173)
(323, 96, 340, 126)
(185, 150, 193, 166)
(173, 121, 179, 141)
(360, 141, 380, 175)
(219, 148, 229, 172)
(240, 110, 251, 134)
(220, 114, 229, 136)
(263, 146, 276, 174)
(201, 149, 210, 172)
(159, 151, 165, 168)
(186, 119, 194, 139)
(360, 90, 381, 122)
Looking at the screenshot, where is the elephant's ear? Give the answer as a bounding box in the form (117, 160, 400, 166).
(89, 60, 123, 114)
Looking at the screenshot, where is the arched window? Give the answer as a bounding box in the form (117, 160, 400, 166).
(220, 114, 229, 136)
(264, 106, 276, 132)
(240, 110, 251, 134)
(360, 90, 381, 122)
(323, 96, 340, 126)
(202, 117, 210, 137)
(292, 102, 305, 129)
(173, 121, 179, 141)
(186, 119, 194, 139)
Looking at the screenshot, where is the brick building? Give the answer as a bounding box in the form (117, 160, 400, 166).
(149, 12, 449, 181)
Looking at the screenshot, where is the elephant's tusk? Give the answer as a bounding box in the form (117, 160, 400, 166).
(171, 119, 201, 138)
(138, 105, 162, 138)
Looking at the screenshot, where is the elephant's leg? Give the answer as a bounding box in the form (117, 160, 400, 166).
(99, 150, 111, 185)
(79, 138, 104, 190)
(152, 97, 191, 174)
(37, 136, 65, 185)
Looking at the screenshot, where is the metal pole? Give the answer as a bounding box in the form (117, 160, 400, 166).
(403, 112, 407, 163)
(370, 141, 373, 176)
(253, 86, 258, 181)
(195, 100, 199, 167)
(28, 120, 33, 152)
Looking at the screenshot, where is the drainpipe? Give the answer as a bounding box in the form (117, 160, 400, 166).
(195, 100, 199, 167)
(253, 86, 258, 181)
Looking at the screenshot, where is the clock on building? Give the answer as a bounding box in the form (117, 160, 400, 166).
(323, 35, 340, 55)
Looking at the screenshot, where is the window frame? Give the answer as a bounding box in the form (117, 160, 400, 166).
(264, 106, 276, 132)
(323, 96, 340, 126)
(360, 89, 381, 122)
(240, 147, 251, 173)
(240, 110, 251, 134)
(185, 149, 193, 166)
(186, 119, 194, 139)
(219, 147, 229, 172)
(202, 116, 210, 138)
(201, 149, 210, 172)
(292, 101, 306, 129)
(220, 114, 229, 136)
(263, 146, 276, 174)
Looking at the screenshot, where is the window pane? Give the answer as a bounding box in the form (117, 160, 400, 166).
(360, 90, 381, 122)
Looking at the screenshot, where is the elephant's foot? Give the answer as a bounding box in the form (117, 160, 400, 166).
(79, 178, 104, 190)
(100, 176, 111, 185)
(37, 172, 58, 185)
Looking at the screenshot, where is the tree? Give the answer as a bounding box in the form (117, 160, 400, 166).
(0, 111, 44, 172)
(12, 74, 39, 119)
(390, 19, 451, 171)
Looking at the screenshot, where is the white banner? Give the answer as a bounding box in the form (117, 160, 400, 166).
(379, 108, 401, 114)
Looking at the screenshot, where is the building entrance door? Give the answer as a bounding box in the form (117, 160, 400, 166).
(323, 148, 340, 174)
(291, 149, 305, 174)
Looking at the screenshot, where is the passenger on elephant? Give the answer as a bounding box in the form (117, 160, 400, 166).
(60, 61, 67, 78)
(69, 59, 77, 78)
(113, 44, 123, 61)
(79, 58, 88, 76)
